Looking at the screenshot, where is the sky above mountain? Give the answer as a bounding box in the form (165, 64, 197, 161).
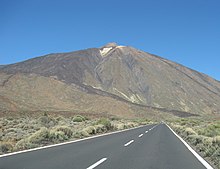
(0, 0, 220, 80)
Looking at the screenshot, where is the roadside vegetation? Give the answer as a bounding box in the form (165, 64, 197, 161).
(169, 118, 220, 169)
(0, 114, 153, 155)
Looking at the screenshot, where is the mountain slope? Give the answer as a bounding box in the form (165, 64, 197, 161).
(0, 72, 140, 118)
(1, 43, 220, 116)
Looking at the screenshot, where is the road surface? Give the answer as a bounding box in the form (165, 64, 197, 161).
(0, 123, 208, 169)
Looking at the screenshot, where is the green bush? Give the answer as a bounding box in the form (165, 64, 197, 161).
(96, 118, 112, 130)
(54, 126, 73, 138)
(28, 127, 49, 144)
(74, 130, 89, 138)
(72, 115, 86, 122)
(48, 130, 67, 142)
(48, 126, 72, 142)
(73, 126, 98, 139)
(83, 126, 96, 135)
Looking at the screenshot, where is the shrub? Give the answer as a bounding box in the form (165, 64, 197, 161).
(0, 142, 13, 154)
(96, 118, 112, 130)
(83, 126, 96, 135)
(28, 127, 49, 144)
(54, 126, 73, 138)
(48, 130, 67, 142)
(55, 116, 66, 122)
(213, 136, 220, 146)
(202, 137, 213, 146)
(112, 123, 125, 130)
(126, 122, 136, 128)
(94, 124, 106, 133)
(172, 124, 184, 134)
(15, 139, 37, 150)
(184, 127, 197, 136)
(140, 119, 152, 125)
(38, 116, 57, 128)
(188, 135, 203, 146)
(72, 115, 86, 122)
(74, 130, 89, 138)
(48, 126, 73, 142)
(204, 146, 216, 157)
(198, 122, 220, 137)
(73, 126, 97, 139)
(72, 117, 83, 122)
(73, 132, 81, 138)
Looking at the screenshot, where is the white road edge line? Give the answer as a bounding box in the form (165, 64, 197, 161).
(0, 124, 155, 158)
(151, 125, 157, 130)
(138, 134, 143, 138)
(124, 140, 134, 147)
(165, 124, 213, 169)
(87, 158, 107, 169)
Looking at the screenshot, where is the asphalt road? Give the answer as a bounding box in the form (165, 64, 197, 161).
(0, 123, 208, 169)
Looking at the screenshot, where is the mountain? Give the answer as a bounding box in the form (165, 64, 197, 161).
(0, 43, 220, 118)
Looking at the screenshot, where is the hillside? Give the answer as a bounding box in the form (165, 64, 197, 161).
(0, 43, 220, 118)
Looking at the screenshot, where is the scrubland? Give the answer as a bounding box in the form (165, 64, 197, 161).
(1, 113, 219, 169)
(170, 118, 220, 169)
(0, 113, 152, 155)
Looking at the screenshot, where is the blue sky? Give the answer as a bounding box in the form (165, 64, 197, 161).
(1, 0, 220, 80)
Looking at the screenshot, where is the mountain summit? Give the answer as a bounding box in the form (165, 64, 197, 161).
(0, 43, 220, 118)
(102, 42, 118, 48)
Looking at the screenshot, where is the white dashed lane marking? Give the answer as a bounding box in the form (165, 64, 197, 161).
(86, 158, 107, 169)
(124, 140, 134, 147)
(138, 134, 143, 138)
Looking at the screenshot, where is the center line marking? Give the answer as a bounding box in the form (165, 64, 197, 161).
(87, 158, 107, 169)
(138, 134, 143, 138)
(124, 140, 134, 147)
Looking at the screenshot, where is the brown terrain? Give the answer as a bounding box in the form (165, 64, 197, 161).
(0, 42, 220, 119)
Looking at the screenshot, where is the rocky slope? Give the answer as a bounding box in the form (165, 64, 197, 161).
(1, 43, 220, 117)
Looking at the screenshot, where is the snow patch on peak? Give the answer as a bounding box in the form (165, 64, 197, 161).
(116, 46, 125, 49)
(99, 43, 126, 56)
(100, 47, 113, 56)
